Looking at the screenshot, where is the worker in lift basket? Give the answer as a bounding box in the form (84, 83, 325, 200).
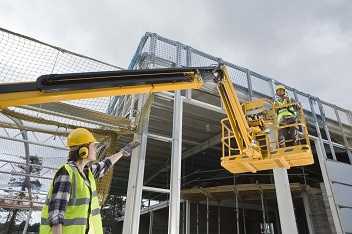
(273, 85, 298, 147)
(40, 128, 140, 234)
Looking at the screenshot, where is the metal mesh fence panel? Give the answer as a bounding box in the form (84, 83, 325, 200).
(297, 94, 312, 112)
(322, 103, 338, 122)
(338, 110, 350, 126)
(250, 74, 272, 97)
(0, 27, 121, 114)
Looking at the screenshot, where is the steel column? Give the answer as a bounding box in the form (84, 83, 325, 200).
(301, 190, 315, 234)
(242, 208, 247, 234)
(273, 168, 299, 234)
(185, 201, 190, 234)
(260, 189, 267, 230)
(206, 197, 209, 234)
(149, 211, 154, 234)
(334, 109, 352, 162)
(217, 202, 221, 234)
(313, 138, 343, 233)
(186, 46, 192, 99)
(22, 209, 32, 234)
(122, 95, 151, 234)
(316, 99, 337, 160)
(246, 69, 253, 101)
(168, 90, 183, 234)
(196, 202, 199, 234)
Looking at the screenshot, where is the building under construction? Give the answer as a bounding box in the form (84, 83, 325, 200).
(0, 27, 351, 234)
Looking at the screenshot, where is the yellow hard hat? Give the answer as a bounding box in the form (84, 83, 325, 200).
(276, 85, 286, 92)
(67, 128, 97, 147)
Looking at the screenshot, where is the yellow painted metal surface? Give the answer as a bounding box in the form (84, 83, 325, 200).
(221, 146, 313, 173)
(0, 73, 203, 109)
(218, 78, 314, 173)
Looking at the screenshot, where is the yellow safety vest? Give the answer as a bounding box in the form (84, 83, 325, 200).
(40, 164, 103, 234)
(274, 97, 297, 123)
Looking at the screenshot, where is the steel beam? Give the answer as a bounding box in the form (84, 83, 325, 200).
(122, 95, 151, 234)
(148, 133, 172, 142)
(118, 201, 169, 222)
(168, 90, 183, 234)
(273, 168, 299, 234)
(156, 92, 224, 114)
(0, 134, 67, 151)
(143, 186, 170, 194)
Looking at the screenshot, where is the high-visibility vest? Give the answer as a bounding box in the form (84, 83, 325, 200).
(274, 96, 297, 123)
(40, 164, 103, 234)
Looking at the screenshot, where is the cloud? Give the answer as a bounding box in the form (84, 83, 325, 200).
(0, 0, 351, 110)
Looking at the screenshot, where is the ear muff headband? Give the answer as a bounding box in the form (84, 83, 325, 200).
(79, 146, 89, 159)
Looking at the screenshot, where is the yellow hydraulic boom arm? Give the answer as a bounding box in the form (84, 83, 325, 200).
(214, 68, 261, 159)
(0, 65, 313, 173)
(0, 68, 204, 108)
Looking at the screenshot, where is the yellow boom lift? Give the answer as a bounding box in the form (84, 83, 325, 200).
(0, 66, 313, 173)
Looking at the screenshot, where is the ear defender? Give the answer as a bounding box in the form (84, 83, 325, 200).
(79, 146, 89, 158)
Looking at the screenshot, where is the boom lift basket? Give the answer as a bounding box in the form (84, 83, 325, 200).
(220, 99, 314, 174)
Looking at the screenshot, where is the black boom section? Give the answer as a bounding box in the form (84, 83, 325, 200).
(0, 67, 218, 94)
(0, 82, 37, 93)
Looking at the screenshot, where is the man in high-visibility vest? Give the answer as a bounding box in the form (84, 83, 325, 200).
(273, 85, 298, 147)
(40, 128, 139, 234)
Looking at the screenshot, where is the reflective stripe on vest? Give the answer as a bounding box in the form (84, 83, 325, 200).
(41, 218, 87, 226)
(40, 164, 103, 234)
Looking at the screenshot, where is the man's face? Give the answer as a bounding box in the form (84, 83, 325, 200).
(88, 143, 97, 161)
(276, 89, 285, 97)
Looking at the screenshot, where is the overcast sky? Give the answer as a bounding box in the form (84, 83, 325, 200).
(0, 0, 351, 110)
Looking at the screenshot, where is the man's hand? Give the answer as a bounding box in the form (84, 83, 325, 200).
(120, 141, 141, 157)
(107, 141, 141, 165)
